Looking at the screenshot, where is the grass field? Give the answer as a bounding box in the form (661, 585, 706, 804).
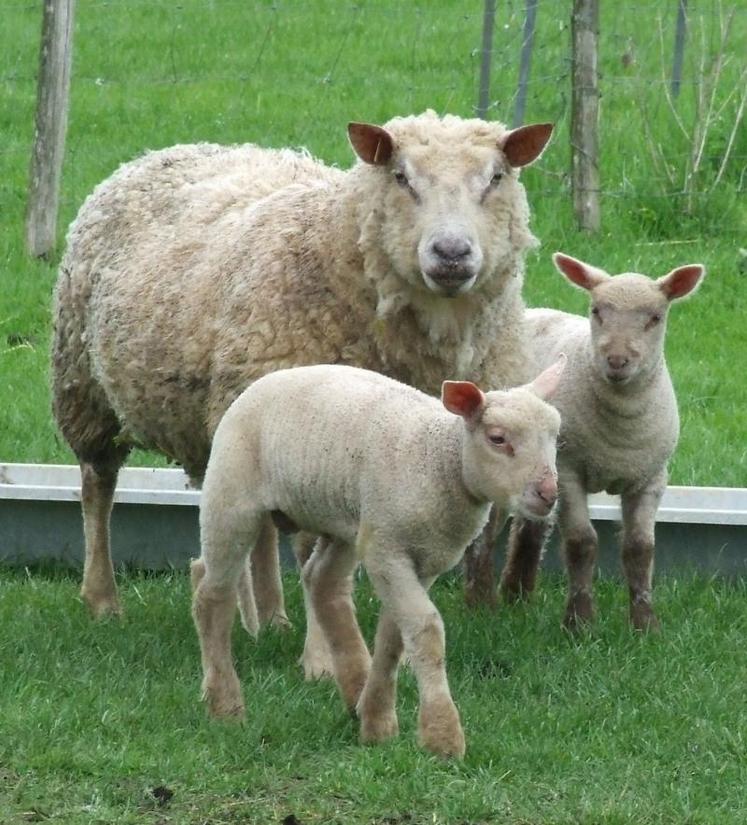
(1, 567, 746, 824)
(1, 0, 745, 484)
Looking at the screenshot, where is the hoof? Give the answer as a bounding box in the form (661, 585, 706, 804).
(82, 589, 123, 619)
(630, 602, 660, 633)
(269, 612, 293, 632)
(360, 711, 399, 744)
(418, 697, 466, 759)
(499, 579, 532, 605)
(300, 644, 335, 682)
(563, 592, 594, 630)
(202, 673, 245, 719)
(336, 654, 372, 711)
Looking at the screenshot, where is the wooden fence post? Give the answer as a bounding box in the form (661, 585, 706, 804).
(26, 0, 76, 259)
(570, 0, 600, 232)
(477, 0, 497, 120)
(671, 0, 688, 99)
(513, 0, 538, 127)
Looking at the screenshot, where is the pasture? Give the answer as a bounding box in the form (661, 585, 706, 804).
(1, 2, 746, 823)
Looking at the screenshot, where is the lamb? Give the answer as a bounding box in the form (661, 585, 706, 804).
(51, 112, 553, 656)
(498, 252, 706, 630)
(191, 361, 564, 758)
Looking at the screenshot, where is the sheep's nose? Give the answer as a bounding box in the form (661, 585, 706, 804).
(607, 354, 629, 370)
(535, 475, 558, 508)
(431, 236, 472, 263)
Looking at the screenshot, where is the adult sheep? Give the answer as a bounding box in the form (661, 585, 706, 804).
(52, 111, 553, 640)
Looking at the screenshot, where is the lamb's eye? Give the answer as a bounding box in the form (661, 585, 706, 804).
(489, 434, 506, 446)
(490, 172, 503, 186)
(650, 313, 661, 324)
(591, 306, 601, 321)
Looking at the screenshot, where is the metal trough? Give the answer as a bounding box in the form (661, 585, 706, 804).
(1, 463, 745, 575)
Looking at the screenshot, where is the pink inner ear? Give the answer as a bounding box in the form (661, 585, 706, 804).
(348, 122, 394, 165)
(552, 252, 602, 291)
(442, 381, 485, 420)
(501, 123, 554, 167)
(659, 264, 705, 301)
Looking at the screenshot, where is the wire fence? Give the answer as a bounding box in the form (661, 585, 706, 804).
(5, 0, 746, 253)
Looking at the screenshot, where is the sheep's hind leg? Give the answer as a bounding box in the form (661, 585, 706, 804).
(357, 610, 403, 744)
(249, 515, 290, 631)
(296, 533, 335, 680)
(79, 456, 127, 618)
(463, 506, 507, 609)
(499, 516, 550, 603)
(367, 554, 465, 758)
(304, 538, 370, 711)
(192, 506, 264, 719)
(558, 477, 597, 629)
(621, 477, 665, 632)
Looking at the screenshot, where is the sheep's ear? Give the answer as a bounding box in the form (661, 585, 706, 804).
(552, 252, 608, 291)
(441, 380, 485, 422)
(348, 122, 394, 165)
(527, 354, 567, 401)
(657, 264, 705, 302)
(500, 122, 554, 167)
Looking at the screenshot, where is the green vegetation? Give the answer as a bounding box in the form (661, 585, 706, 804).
(1, 568, 746, 824)
(1, 1, 745, 483)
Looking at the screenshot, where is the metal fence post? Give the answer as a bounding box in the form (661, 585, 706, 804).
(513, 0, 538, 127)
(477, 0, 497, 120)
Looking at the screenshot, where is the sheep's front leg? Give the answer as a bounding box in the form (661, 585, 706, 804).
(558, 477, 597, 629)
(620, 474, 665, 632)
(463, 506, 507, 609)
(357, 610, 403, 744)
(499, 516, 551, 603)
(304, 539, 371, 711)
(80, 460, 121, 618)
(367, 556, 465, 758)
(296, 533, 335, 680)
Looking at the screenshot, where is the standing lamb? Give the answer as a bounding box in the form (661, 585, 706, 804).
(498, 252, 705, 630)
(191, 362, 564, 758)
(52, 111, 553, 649)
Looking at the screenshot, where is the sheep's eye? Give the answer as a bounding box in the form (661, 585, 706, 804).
(490, 172, 503, 186)
(394, 170, 409, 188)
(650, 313, 661, 324)
(591, 306, 601, 321)
(489, 434, 506, 446)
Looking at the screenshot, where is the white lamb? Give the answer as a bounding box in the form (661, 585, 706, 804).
(191, 361, 564, 758)
(499, 252, 706, 630)
(52, 111, 553, 676)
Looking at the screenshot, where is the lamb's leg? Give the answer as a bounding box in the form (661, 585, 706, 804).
(296, 533, 335, 680)
(499, 516, 551, 603)
(304, 539, 371, 711)
(249, 516, 290, 630)
(367, 556, 464, 758)
(558, 478, 597, 629)
(192, 501, 263, 719)
(463, 506, 508, 609)
(620, 475, 665, 632)
(79, 459, 123, 618)
(357, 610, 403, 744)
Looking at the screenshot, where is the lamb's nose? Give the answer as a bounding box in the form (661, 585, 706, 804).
(432, 237, 472, 263)
(536, 476, 558, 507)
(607, 354, 629, 370)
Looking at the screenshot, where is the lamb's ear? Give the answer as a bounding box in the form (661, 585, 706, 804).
(441, 380, 486, 422)
(500, 122, 554, 167)
(348, 122, 395, 165)
(657, 264, 705, 302)
(552, 252, 608, 291)
(527, 354, 567, 401)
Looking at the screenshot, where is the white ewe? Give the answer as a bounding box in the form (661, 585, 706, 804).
(51, 111, 552, 664)
(191, 361, 564, 758)
(499, 253, 705, 630)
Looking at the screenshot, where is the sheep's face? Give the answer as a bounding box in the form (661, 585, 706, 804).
(348, 115, 552, 298)
(442, 357, 564, 518)
(553, 253, 705, 386)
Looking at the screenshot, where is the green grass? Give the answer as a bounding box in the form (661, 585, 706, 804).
(1, 568, 746, 824)
(1, 0, 745, 482)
